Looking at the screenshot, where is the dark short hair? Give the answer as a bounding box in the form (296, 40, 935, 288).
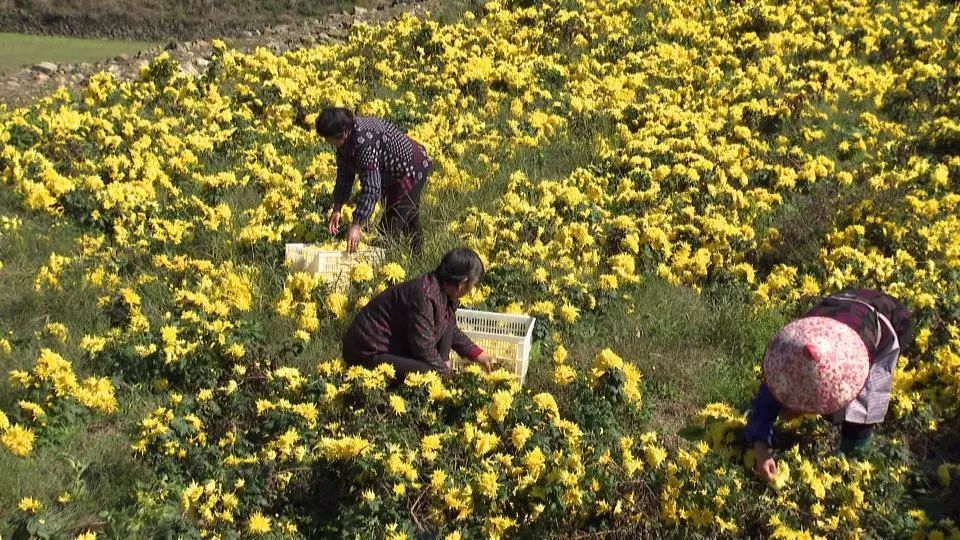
(436, 248, 485, 285)
(315, 107, 354, 137)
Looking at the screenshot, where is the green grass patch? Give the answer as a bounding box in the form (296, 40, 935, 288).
(559, 279, 788, 438)
(0, 388, 159, 536)
(0, 0, 384, 41)
(0, 33, 157, 75)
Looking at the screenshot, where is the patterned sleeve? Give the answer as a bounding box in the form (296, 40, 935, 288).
(407, 289, 445, 369)
(352, 139, 382, 225)
(332, 150, 355, 207)
(452, 326, 484, 361)
(875, 293, 914, 351)
(744, 383, 781, 447)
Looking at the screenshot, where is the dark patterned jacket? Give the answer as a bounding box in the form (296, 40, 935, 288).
(332, 116, 427, 224)
(805, 288, 913, 356)
(342, 272, 483, 372)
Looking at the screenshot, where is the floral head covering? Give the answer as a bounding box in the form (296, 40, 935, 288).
(763, 316, 870, 414)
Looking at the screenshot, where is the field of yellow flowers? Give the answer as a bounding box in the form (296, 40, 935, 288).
(1, 0, 959, 537)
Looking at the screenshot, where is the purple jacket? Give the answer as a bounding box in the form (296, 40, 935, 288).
(342, 272, 483, 371)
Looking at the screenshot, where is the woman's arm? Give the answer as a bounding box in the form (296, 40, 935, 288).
(332, 151, 356, 210)
(744, 382, 781, 447)
(746, 383, 782, 482)
(352, 142, 382, 225)
(451, 327, 484, 362)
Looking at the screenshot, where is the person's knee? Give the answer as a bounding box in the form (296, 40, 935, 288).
(839, 434, 872, 456)
(841, 422, 873, 440)
(838, 423, 874, 456)
(341, 340, 360, 366)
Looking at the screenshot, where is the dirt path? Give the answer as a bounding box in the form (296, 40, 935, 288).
(0, 0, 438, 109)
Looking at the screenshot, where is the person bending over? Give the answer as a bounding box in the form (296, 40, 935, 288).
(342, 247, 494, 380)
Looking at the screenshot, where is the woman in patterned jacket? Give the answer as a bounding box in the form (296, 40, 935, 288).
(316, 107, 431, 254)
(342, 247, 494, 381)
(745, 288, 913, 483)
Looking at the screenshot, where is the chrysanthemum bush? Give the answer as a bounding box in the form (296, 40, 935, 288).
(687, 404, 932, 539)
(0, 0, 959, 536)
(126, 350, 648, 538)
(123, 351, 942, 539)
(0, 348, 117, 458)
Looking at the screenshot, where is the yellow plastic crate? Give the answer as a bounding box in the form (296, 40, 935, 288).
(453, 309, 537, 383)
(284, 244, 384, 290)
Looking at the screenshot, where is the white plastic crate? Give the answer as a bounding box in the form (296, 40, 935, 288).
(453, 309, 537, 384)
(284, 244, 384, 290)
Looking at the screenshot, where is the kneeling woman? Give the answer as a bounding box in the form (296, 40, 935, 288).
(747, 288, 913, 483)
(342, 247, 494, 379)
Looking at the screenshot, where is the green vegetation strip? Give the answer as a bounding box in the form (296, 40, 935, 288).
(0, 33, 156, 76)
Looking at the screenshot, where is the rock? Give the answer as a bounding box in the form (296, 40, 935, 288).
(180, 62, 199, 76)
(353, 6, 369, 15)
(107, 64, 122, 75)
(34, 73, 49, 82)
(300, 35, 316, 46)
(240, 30, 254, 38)
(318, 32, 331, 41)
(79, 63, 93, 71)
(115, 54, 130, 62)
(196, 57, 210, 68)
(164, 40, 179, 51)
(33, 62, 58, 75)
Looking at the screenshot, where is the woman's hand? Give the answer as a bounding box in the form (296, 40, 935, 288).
(474, 352, 493, 373)
(753, 442, 778, 483)
(346, 223, 362, 253)
(328, 210, 342, 235)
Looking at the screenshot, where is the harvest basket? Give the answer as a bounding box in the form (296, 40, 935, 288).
(284, 244, 385, 290)
(453, 309, 537, 384)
